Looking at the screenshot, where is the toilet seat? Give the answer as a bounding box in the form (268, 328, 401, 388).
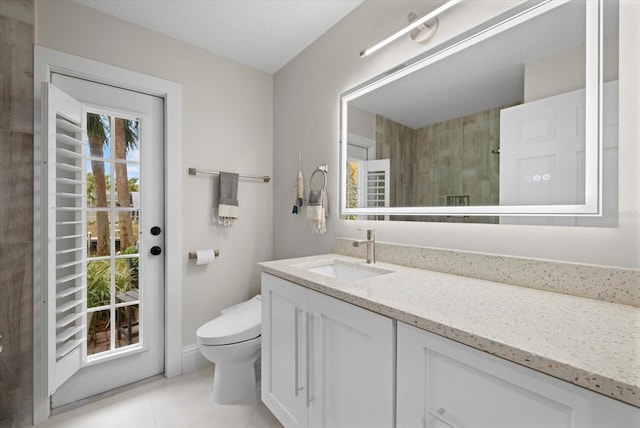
(196, 295, 261, 346)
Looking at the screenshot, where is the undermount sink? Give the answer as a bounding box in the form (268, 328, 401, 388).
(303, 260, 393, 281)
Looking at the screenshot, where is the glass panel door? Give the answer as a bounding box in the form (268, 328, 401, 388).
(49, 71, 164, 409)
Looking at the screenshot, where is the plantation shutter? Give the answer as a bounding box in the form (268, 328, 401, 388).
(354, 159, 390, 221)
(45, 83, 88, 394)
(360, 159, 390, 209)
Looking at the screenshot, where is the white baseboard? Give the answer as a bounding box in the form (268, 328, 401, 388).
(182, 343, 209, 373)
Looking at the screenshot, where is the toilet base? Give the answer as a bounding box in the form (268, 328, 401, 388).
(212, 360, 257, 404)
(197, 337, 261, 404)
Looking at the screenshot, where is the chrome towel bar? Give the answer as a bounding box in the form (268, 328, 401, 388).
(188, 167, 271, 182)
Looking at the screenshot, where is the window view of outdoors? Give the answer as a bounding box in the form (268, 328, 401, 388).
(86, 113, 141, 355)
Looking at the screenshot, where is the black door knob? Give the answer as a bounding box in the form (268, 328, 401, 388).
(151, 226, 162, 236)
(150, 246, 162, 256)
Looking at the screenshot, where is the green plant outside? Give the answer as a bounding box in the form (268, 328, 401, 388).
(122, 244, 139, 268)
(122, 244, 139, 285)
(87, 258, 136, 343)
(346, 161, 359, 220)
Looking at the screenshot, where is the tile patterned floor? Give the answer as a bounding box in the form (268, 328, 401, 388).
(36, 366, 282, 428)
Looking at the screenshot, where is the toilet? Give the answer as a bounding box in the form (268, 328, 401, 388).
(196, 295, 262, 404)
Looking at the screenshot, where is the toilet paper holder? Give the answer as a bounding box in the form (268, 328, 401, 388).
(188, 249, 220, 259)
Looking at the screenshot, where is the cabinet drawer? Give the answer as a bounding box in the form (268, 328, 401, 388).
(397, 322, 640, 428)
(412, 343, 573, 427)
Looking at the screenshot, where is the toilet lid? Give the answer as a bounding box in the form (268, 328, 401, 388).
(196, 295, 261, 345)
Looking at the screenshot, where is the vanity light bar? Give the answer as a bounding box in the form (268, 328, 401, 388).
(360, 0, 461, 58)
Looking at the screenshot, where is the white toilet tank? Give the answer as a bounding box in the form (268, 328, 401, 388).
(196, 295, 261, 346)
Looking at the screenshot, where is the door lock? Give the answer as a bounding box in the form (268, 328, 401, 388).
(150, 246, 162, 256)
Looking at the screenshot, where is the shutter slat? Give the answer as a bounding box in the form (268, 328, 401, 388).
(56, 117, 83, 134)
(56, 299, 83, 314)
(56, 207, 83, 212)
(56, 247, 83, 255)
(56, 285, 83, 299)
(56, 177, 83, 185)
(56, 233, 84, 240)
(56, 162, 83, 173)
(56, 259, 84, 269)
(56, 338, 86, 359)
(56, 272, 85, 285)
(56, 311, 84, 329)
(56, 133, 84, 147)
(56, 220, 83, 225)
(56, 325, 84, 343)
(56, 147, 84, 159)
(56, 207, 83, 211)
(56, 192, 83, 198)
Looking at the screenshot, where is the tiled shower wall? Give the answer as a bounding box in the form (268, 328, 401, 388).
(375, 106, 504, 223)
(0, 0, 34, 425)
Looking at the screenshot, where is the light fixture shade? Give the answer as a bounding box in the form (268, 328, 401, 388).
(408, 12, 439, 44)
(360, 0, 460, 58)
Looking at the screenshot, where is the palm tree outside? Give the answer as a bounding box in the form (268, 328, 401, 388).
(114, 118, 138, 251)
(85, 113, 140, 354)
(87, 113, 110, 256)
(87, 114, 139, 256)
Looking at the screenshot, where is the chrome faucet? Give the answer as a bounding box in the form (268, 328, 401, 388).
(353, 228, 376, 264)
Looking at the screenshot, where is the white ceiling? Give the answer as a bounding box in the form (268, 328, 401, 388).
(351, 0, 589, 129)
(74, 0, 364, 74)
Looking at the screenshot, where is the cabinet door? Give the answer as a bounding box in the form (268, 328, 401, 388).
(308, 290, 394, 428)
(261, 273, 308, 428)
(397, 322, 640, 428)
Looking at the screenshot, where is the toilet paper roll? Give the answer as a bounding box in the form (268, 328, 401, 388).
(195, 249, 216, 265)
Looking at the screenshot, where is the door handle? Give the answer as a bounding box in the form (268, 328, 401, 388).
(306, 312, 314, 407)
(150, 246, 162, 256)
(294, 307, 304, 397)
(427, 407, 463, 428)
(150, 226, 162, 236)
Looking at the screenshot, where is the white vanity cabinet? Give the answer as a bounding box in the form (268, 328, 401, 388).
(396, 322, 640, 428)
(261, 273, 395, 428)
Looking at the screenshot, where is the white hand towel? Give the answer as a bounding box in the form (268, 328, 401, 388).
(307, 189, 328, 234)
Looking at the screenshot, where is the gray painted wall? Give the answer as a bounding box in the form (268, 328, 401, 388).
(273, 0, 640, 268)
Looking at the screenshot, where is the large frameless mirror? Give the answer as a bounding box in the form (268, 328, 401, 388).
(340, 0, 619, 225)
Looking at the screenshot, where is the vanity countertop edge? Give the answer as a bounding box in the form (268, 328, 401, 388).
(259, 253, 640, 409)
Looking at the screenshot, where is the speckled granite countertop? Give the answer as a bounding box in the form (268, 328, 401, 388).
(259, 254, 640, 408)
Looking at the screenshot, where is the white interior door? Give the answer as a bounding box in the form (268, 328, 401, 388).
(46, 73, 165, 408)
(500, 88, 587, 208)
(500, 81, 618, 226)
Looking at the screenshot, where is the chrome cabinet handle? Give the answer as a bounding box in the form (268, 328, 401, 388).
(427, 407, 462, 428)
(306, 312, 315, 407)
(294, 307, 303, 397)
